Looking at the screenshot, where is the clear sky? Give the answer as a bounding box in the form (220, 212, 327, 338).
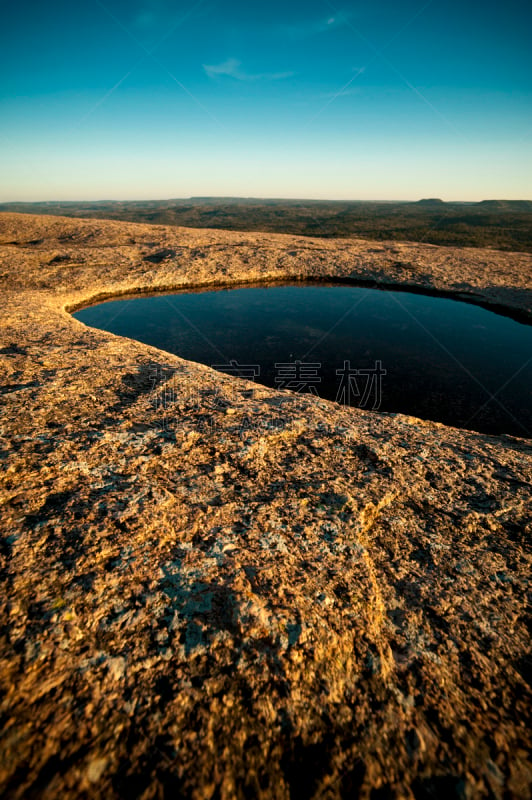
(1, 0, 531, 201)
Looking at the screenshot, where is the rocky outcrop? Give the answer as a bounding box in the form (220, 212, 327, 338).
(0, 213, 531, 798)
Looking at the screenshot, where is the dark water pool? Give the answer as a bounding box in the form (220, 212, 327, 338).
(73, 283, 532, 437)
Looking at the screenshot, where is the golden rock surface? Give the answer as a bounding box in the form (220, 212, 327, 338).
(0, 213, 531, 798)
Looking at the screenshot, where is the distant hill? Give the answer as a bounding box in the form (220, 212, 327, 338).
(416, 198, 446, 206)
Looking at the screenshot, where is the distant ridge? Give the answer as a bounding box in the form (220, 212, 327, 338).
(1, 198, 532, 252)
(476, 199, 532, 211)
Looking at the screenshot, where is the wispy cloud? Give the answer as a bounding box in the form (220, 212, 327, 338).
(203, 58, 294, 81)
(280, 11, 353, 39)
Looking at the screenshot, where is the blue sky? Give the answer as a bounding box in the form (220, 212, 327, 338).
(1, 0, 531, 200)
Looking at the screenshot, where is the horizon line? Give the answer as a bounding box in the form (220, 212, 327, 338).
(1, 196, 531, 204)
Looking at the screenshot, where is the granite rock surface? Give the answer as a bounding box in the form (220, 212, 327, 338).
(0, 213, 531, 799)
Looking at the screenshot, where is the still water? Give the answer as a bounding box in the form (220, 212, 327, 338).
(73, 283, 532, 437)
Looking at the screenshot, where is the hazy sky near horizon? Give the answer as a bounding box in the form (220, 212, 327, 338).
(1, 0, 531, 201)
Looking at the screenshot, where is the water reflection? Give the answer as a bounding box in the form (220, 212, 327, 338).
(74, 283, 532, 437)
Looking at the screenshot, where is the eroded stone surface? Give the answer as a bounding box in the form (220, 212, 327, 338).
(0, 213, 531, 799)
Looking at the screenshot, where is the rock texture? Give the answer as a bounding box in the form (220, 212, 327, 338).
(0, 212, 531, 799)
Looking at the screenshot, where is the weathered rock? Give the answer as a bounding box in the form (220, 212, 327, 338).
(0, 212, 530, 798)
